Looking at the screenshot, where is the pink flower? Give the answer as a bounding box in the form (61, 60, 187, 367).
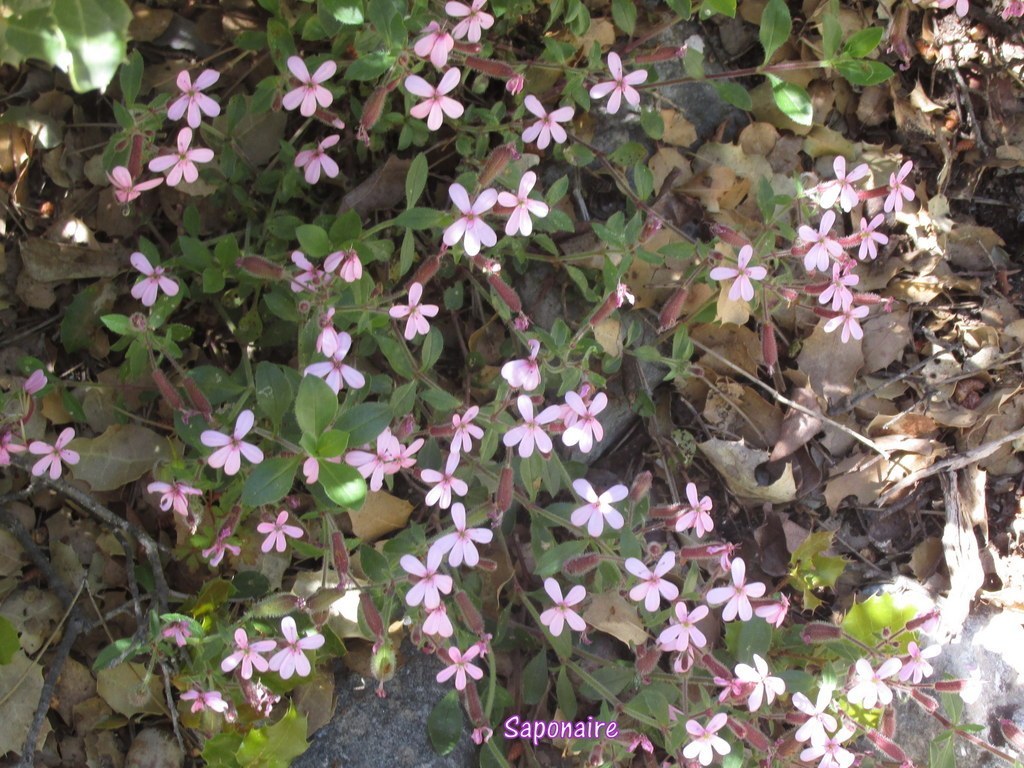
(421, 452, 468, 509)
(706, 557, 766, 622)
(562, 390, 607, 454)
(539, 578, 586, 636)
(346, 428, 401, 491)
(257, 510, 304, 553)
(221, 628, 277, 679)
(148, 480, 202, 518)
(181, 688, 229, 714)
(521, 95, 574, 149)
(625, 551, 679, 611)
(389, 282, 439, 340)
(819, 261, 859, 311)
(268, 616, 324, 680)
(506, 74, 525, 95)
(500, 339, 541, 391)
(167, 69, 221, 128)
(148, 127, 214, 187)
(0, 430, 26, 466)
(161, 620, 192, 647)
(23, 369, 47, 395)
(497, 171, 548, 237)
(709, 244, 767, 302)
(936, 0, 969, 16)
(290, 251, 327, 293)
(819, 156, 869, 212)
(857, 213, 888, 261)
(898, 641, 940, 684)
(682, 713, 730, 766)
(1003, 0, 1024, 18)
(797, 210, 844, 273)
(401, 547, 453, 608)
(423, 603, 455, 638)
(325, 249, 362, 282)
(800, 725, 855, 768)
(202, 536, 240, 567)
(200, 409, 264, 476)
(734, 654, 785, 711)
(303, 333, 366, 394)
(316, 308, 341, 357)
(792, 683, 838, 746)
(571, 478, 628, 537)
(450, 406, 484, 455)
(430, 502, 493, 567)
(282, 56, 336, 117)
(295, 134, 340, 184)
(28, 427, 79, 480)
(406, 68, 464, 131)
(657, 602, 709, 652)
(442, 182, 497, 256)
(436, 644, 485, 690)
(130, 252, 180, 307)
(823, 304, 869, 343)
(107, 166, 162, 204)
(445, 0, 494, 42)
(414, 22, 455, 68)
(503, 395, 560, 458)
(847, 657, 903, 708)
(675, 482, 714, 537)
(754, 594, 790, 628)
(589, 52, 648, 115)
(884, 160, 915, 213)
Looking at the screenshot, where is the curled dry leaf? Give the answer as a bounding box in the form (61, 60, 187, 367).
(770, 386, 823, 461)
(582, 592, 648, 647)
(697, 437, 797, 504)
(349, 491, 414, 543)
(71, 424, 171, 491)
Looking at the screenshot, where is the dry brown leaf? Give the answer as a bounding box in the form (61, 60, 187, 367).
(582, 592, 647, 647)
(770, 386, 823, 461)
(661, 109, 698, 146)
(738, 122, 779, 157)
(861, 310, 911, 374)
(72, 425, 171, 491)
(691, 323, 762, 377)
(125, 728, 183, 768)
(129, 3, 174, 41)
(715, 284, 750, 326)
(0, 651, 46, 757)
(96, 662, 164, 718)
(797, 319, 864, 404)
(338, 155, 410, 216)
(823, 437, 946, 511)
(593, 317, 622, 356)
(697, 437, 797, 503)
(0, 587, 62, 654)
(20, 238, 120, 282)
(293, 676, 336, 737)
(348, 491, 414, 542)
(650, 147, 691, 195)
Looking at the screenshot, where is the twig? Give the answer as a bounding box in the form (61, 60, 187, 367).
(159, 659, 186, 754)
(0, 502, 73, 608)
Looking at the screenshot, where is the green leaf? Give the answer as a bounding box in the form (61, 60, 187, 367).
(295, 224, 330, 258)
(834, 59, 894, 86)
(336, 402, 392, 446)
(393, 207, 444, 230)
(523, 651, 549, 705)
(61, 281, 116, 353)
(640, 107, 664, 139)
(633, 164, 654, 202)
(119, 49, 143, 106)
(556, 666, 577, 719)
(420, 326, 444, 371)
(52, 0, 133, 92)
(611, 0, 637, 34)
(427, 690, 463, 756)
(316, 429, 349, 457)
(92, 637, 140, 672)
(842, 27, 884, 58)
(700, 0, 736, 19)
(255, 363, 297, 432)
(822, 0, 842, 60)
(759, 0, 792, 63)
(770, 76, 812, 126)
(318, 461, 367, 508)
(929, 732, 956, 768)
(841, 593, 917, 646)
(99, 314, 134, 336)
(241, 457, 300, 507)
(713, 81, 753, 111)
(321, 0, 364, 24)
(235, 705, 308, 768)
(295, 375, 338, 437)
(0, 616, 19, 665)
(344, 51, 396, 80)
(406, 153, 429, 208)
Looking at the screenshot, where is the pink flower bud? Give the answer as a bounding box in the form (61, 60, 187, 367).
(700, 652, 731, 679)
(881, 705, 896, 738)
(800, 622, 843, 643)
(359, 84, 391, 143)
(513, 313, 531, 331)
(710, 223, 748, 248)
(658, 287, 688, 332)
(465, 56, 518, 80)
(130, 312, 148, 331)
(411, 252, 442, 287)
(455, 591, 486, 636)
(634, 644, 660, 678)
(128, 134, 144, 179)
(911, 688, 938, 712)
(999, 719, 1024, 752)
(640, 215, 663, 242)
(487, 274, 522, 314)
(629, 470, 652, 502)
(761, 322, 778, 374)
(151, 369, 185, 411)
(496, 466, 514, 513)
(183, 377, 212, 419)
(475, 557, 498, 572)
(479, 144, 520, 187)
(934, 679, 967, 692)
(506, 74, 525, 95)
(635, 46, 687, 63)
(360, 592, 385, 640)
(331, 531, 350, 586)
(236, 256, 286, 280)
(452, 41, 482, 54)
(866, 729, 908, 762)
(563, 553, 602, 576)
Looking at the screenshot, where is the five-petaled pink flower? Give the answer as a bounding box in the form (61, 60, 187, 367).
(423, 603, 454, 638)
(181, 688, 230, 714)
(268, 616, 324, 680)
(682, 713, 731, 766)
(675, 482, 714, 537)
(571, 478, 628, 537)
(792, 683, 838, 746)
(325, 249, 362, 282)
(819, 261, 859, 311)
(148, 480, 202, 518)
(168, 69, 221, 128)
(898, 641, 941, 684)
(797, 210, 844, 273)
(450, 406, 484, 455)
(148, 127, 214, 187)
(819, 156, 869, 212)
(625, 551, 679, 611)
(161, 620, 192, 648)
(706, 557, 766, 622)
(429, 502, 493, 568)
(401, 547, 454, 608)
(436, 644, 485, 690)
(521, 95, 574, 150)
(107, 166, 162, 204)
(200, 409, 264, 476)
(282, 56, 336, 117)
(421, 451, 469, 509)
(847, 657, 903, 708)
(221, 628, 277, 680)
(406, 68, 464, 131)
(539, 578, 586, 637)
(0, 430, 26, 467)
(303, 332, 366, 394)
(589, 52, 648, 115)
(290, 251, 327, 293)
(562, 390, 607, 454)
(657, 602, 709, 652)
(295, 134, 340, 184)
(500, 339, 542, 391)
(823, 304, 869, 343)
(389, 282, 439, 340)
(445, 0, 494, 42)
(503, 395, 560, 458)
(857, 213, 888, 261)
(734, 654, 785, 712)
(754, 594, 790, 628)
(800, 725, 856, 768)
(257, 510, 304, 553)
(130, 252, 180, 307)
(497, 171, 549, 237)
(414, 22, 455, 68)
(28, 428, 79, 480)
(442, 182, 497, 256)
(884, 160, 915, 213)
(346, 428, 401, 491)
(709, 244, 767, 302)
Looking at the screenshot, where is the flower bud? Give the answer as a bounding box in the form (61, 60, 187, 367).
(635, 46, 687, 64)
(881, 705, 896, 738)
(640, 214, 663, 242)
(487, 274, 522, 314)
(629, 471, 652, 502)
(506, 74, 525, 95)
(761, 322, 778, 374)
(465, 56, 518, 81)
(725, 715, 747, 739)
(911, 688, 938, 712)
(370, 640, 397, 689)
(590, 291, 621, 328)
(710, 223, 748, 248)
(933, 679, 967, 692)
(237, 256, 286, 281)
(411, 252, 442, 287)
(130, 312, 148, 332)
(455, 591, 486, 636)
(634, 644, 660, 678)
(331, 532, 350, 586)
(496, 465, 514, 513)
(513, 313, 531, 331)
(743, 723, 772, 752)
(563, 553, 602, 576)
(360, 592, 385, 640)
(128, 134, 144, 179)
(475, 557, 498, 572)
(658, 287, 688, 332)
(452, 41, 483, 54)
(478, 144, 520, 188)
(699, 651, 731, 679)
(651, 502, 685, 519)
(250, 593, 302, 618)
(866, 729, 908, 762)
(471, 254, 501, 275)
(800, 622, 843, 643)
(463, 680, 487, 725)
(183, 377, 213, 419)
(394, 414, 416, 440)
(999, 719, 1024, 752)
(151, 369, 185, 411)
(358, 84, 390, 143)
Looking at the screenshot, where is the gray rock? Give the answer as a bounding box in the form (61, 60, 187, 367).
(292, 643, 478, 768)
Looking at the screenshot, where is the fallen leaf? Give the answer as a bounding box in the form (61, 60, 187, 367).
(582, 592, 648, 647)
(697, 438, 797, 503)
(71, 425, 171, 491)
(96, 662, 164, 718)
(348, 491, 414, 542)
(338, 155, 410, 216)
(125, 728, 183, 768)
(593, 317, 622, 356)
(797, 318, 864, 404)
(661, 109, 698, 146)
(0, 587, 63, 654)
(0, 651, 46, 757)
(715, 284, 750, 325)
(20, 238, 121, 282)
(770, 386, 823, 461)
(860, 310, 911, 374)
(293, 675, 336, 737)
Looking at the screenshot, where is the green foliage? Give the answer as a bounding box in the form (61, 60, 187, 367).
(788, 530, 847, 610)
(0, 617, 20, 665)
(769, 75, 813, 126)
(235, 705, 308, 768)
(759, 0, 792, 63)
(427, 691, 464, 755)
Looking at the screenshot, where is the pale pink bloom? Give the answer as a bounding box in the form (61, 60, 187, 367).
(395, 436, 424, 470)
(130, 252, 180, 307)
(148, 480, 202, 518)
(884, 160, 915, 213)
(202, 537, 240, 567)
(324, 249, 362, 282)
(675, 482, 714, 537)
(167, 69, 221, 128)
(589, 52, 648, 115)
(500, 339, 541, 391)
(406, 68, 464, 131)
(345, 428, 401, 491)
(819, 262, 859, 311)
(282, 56, 336, 117)
(221, 628, 277, 679)
(936, 0, 969, 16)
(295, 134, 340, 184)
(503, 395, 560, 458)
(421, 452, 468, 509)
(450, 406, 484, 455)
(657, 602, 709, 652)
(181, 688, 229, 714)
(792, 683, 838, 746)
(148, 127, 214, 187)
(389, 282, 439, 340)
(161, 620, 192, 647)
(303, 332, 366, 394)
(539, 578, 586, 636)
(107, 165, 162, 204)
(898, 641, 941, 684)
(1003, 0, 1023, 18)
(521, 95, 574, 150)
(754, 594, 790, 628)
(716, 674, 748, 704)
(625, 551, 679, 611)
(561, 390, 607, 454)
(430, 502, 493, 568)
(303, 456, 320, 484)
(445, 0, 494, 42)
(436, 644, 485, 690)
(823, 304, 869, 343)
(847, 657, 903, 708)
(819, 156, 869, 212)
(28, 427, 79, 480)
(798, 210, 844, 273)
(571, 478, 628, 537)
(506, 74, 525, 95)
(0, 430, 26, 466)
(734, 654, 785, 712)
(414, 22, 455, 68)
(682, 713, 730, 766)
(268, 616, 324, 680)
(497, 171, 548, 236)
(290, 251, 326, 293)
(706, 557, 766, 622)
(200, 410, 264, 476)
(708, 244, 766, 302)
(23, 369, 47, 395)
(857, 213, 888, 261)
(800, 725, 856, 768)
(257, 510, 304, 553)
(423, 603, 455, 638)
(401, 547, 453, 608)
(317, 308, 341, 357)
(442, 182, 497, 256)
